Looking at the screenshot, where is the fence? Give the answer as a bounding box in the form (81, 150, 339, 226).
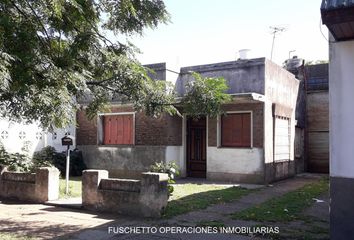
(0, 166, 60, 203)
(82, 170, 169, 218)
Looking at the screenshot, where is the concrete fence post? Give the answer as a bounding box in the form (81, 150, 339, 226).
(82, 170, 108, 208)
(35, 167, 60, 202)
(139, 172, 169, 217)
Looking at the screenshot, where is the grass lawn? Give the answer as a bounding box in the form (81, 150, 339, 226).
(163, 184, 256, 218)
(59, 176, 82, 198)
(0, 233, 36, 240)
(231, 178, 329, 222)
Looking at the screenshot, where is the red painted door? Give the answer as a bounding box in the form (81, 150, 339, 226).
(187, 117, 206, 178)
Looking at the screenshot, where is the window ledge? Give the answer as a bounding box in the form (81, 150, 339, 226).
(217, 146, 253, 149)
(98, 144, 135, 147)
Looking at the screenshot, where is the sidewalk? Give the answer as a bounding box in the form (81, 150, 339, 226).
(0, 174, 325, 240)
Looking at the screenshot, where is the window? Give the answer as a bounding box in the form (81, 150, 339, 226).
(221, 112, 251, 147)
(274, 116, 290, 161)
(103, 114, 133, 145)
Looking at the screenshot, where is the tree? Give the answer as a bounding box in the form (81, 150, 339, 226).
(182, 72, 232, 119)
(0, 0, 231, 129)
(0, 0, 172, 128)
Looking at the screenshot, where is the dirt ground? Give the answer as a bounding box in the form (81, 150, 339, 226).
(0, 174, 328, 240)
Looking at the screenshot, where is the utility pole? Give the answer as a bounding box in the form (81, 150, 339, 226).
(270, 26, 286, 61)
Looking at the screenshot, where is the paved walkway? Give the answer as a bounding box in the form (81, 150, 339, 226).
(0, 174, 324, 240)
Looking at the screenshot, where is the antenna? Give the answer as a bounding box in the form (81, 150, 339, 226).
(270, 26, 286, 61)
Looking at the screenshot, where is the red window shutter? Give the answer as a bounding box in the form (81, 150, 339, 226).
(122, 115, 133, 144)
(221, 115, 234, 146)
(103, 116, 111, 144)
(116, 115, 123, 144)
(103, 114, 133, 145)
(241, 113, 251, 147)
(221, 113, 251, 147)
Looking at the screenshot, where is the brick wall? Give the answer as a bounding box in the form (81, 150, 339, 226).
(76, 106, 182, 146)
(208, 102, 264, 148)
(135, 112, 182, 146)
(76, 110, 98, 145)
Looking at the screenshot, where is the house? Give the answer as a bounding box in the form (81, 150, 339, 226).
(0, 119, 75, 155)
(321, 0, 354, 238)
(305, 63, 329, 173)
(76, 58, 299, 184)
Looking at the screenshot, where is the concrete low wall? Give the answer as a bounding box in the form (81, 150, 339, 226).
(79, 145, 184, 179)
(82, 170, 169, 218)
(0, 166, 60, 203)
(264, 160, 296, 183)
(207, 147, 264, 183)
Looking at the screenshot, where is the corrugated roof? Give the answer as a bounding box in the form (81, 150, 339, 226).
(321, 0, 354, 10)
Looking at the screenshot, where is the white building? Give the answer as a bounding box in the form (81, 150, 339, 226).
(321, 0, 354, 238)
(0, 119, 76, 155)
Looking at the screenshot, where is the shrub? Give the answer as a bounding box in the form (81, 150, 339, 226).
(150, 161, 180, 196)
(52, 149, 87, 177)
(31, 146, 56, 170)
(0, 142, 87, 175)
(0, 142, 32, 172)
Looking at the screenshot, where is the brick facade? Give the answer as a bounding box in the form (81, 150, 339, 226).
(76, 110, 98, 145)
(76, 106, 182, 146)
(208, 102, 264, 148)
(135, 112, 182, 146)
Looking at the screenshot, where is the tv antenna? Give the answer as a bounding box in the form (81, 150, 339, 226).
(270, 26, 286, 61)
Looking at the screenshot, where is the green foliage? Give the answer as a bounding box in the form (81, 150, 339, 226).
(150, 161, 180, 195)
(31, 146, 56, 169)
(0, 0, 171, 129)
(182, 72, 232, 119)
(0, 141, 32, 172)
(0, 143, 86, 175)
(231, 178, 329, 222)
(53, 150, 87, 176)
(0, 0, 233, 128)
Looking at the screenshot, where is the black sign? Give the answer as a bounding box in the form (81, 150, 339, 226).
(61, 136, 74, 146)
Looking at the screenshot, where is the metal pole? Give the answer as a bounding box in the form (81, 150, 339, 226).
(289, 50, 296, 59)
(271, 32, 276, 61)
(270, 26, 286, 61)
(65, 145, 70, 195)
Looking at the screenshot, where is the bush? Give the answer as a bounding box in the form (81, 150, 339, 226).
(150, 161, 180, 196)
(31, 146, 56, 170)
(0, 142, 87, 176)
(52, 149, 87, 177)
(0, 142, 32, 172)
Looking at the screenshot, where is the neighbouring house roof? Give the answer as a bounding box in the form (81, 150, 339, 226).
(144, 62, 167, 81)
(305, 64, 329, 91)
(321, 0, 354, 41)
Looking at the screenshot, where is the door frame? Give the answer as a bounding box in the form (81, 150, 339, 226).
(185, 116, 207, 178)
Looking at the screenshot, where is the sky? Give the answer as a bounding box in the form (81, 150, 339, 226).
(129, 0, 329, 70)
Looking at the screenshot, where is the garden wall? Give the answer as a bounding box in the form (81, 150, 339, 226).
(0, 166, 60, 203)
(82, 170, 168, 217)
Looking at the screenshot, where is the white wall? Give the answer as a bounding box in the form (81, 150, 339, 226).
(329, 39, 354, 179)
(0, 119, 76, 155)
(263, 100, 274, 164)
(207, 147, 263, 174)
(165, 146, 185, 177)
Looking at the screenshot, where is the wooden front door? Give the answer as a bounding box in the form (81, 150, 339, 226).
(187, 117, 206, 178)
